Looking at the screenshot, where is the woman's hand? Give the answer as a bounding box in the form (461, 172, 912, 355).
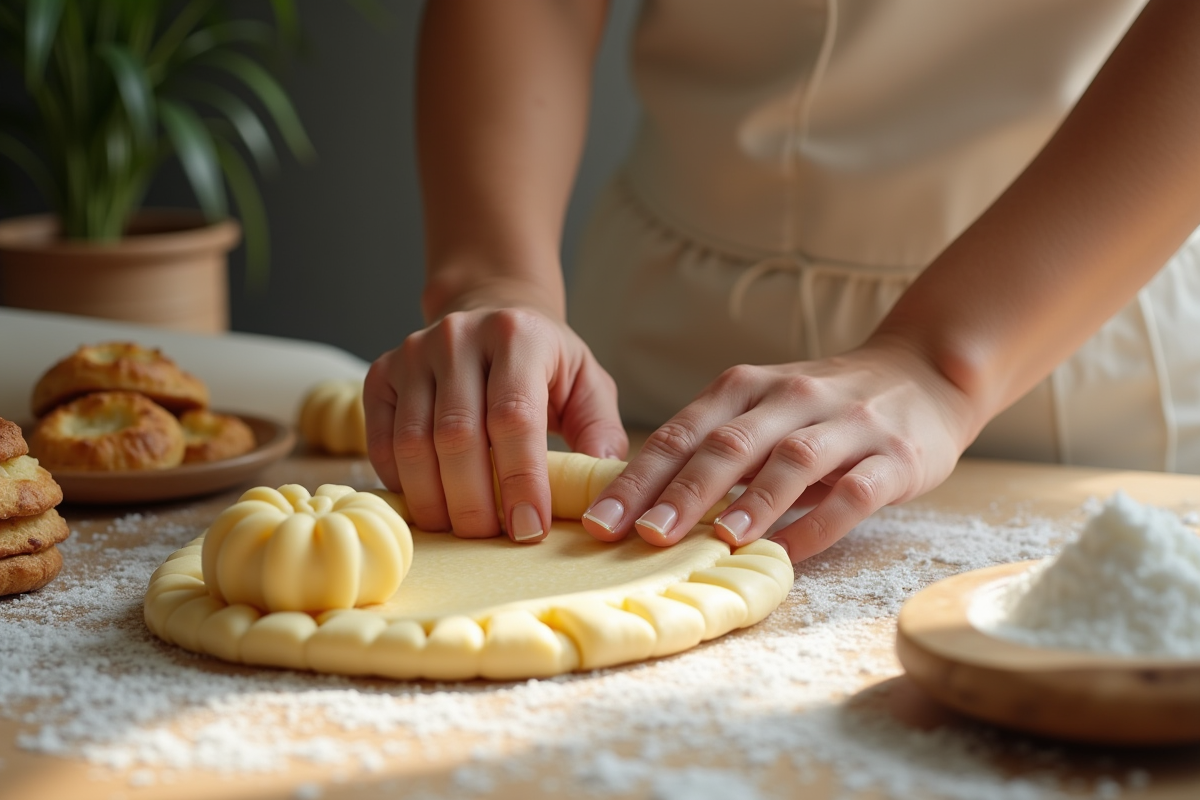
(580, 339, 977, 562)
(364, 303, 627, 543)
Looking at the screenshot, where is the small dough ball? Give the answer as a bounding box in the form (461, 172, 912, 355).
(201, 484, 413, 613)
(298, 379, 367, 455)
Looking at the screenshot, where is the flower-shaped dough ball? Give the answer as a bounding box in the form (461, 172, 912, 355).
(201, 484, 413, 613)
(298, 379, 367, 455)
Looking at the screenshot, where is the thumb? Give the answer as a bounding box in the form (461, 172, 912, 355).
(556, 360, 628, 460)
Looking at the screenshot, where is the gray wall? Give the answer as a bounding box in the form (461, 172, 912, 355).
(208, 0, 640, 361)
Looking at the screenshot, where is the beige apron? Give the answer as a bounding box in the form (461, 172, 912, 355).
(569, 0, 1200, 473)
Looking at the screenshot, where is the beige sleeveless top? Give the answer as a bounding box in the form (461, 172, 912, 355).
(570, 0, 1200, 473)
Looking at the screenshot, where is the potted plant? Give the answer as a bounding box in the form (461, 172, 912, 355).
(0, 0, 313, 332)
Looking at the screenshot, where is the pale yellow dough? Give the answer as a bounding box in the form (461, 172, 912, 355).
(201, 484, 413, 613)
(145, 453, 793, 680)
(298, 379, 367, 455)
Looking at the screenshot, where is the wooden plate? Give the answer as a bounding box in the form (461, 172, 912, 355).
(896, 561, 1200, 745)
(33, 413, 296, 505)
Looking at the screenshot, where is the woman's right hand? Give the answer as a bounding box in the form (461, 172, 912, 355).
(364, 303, 628, 544)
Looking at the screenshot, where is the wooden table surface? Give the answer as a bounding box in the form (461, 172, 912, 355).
(3, 453, 1200, 800)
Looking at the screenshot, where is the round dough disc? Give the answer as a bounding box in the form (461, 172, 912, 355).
(146, 520, 792, 681)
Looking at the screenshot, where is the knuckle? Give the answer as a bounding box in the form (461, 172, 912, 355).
(802, 510, 833, 544)
(643, 420, 700, 461)
(487, 394, 543, 438)
(664, 474, 706, 508)
(702, 423, 756, 463)
(841, 471, 882, 510)
(739, 483, 782, 512)
(885, 435, 920, 471)
(399, 333, 426, 364)
(432, 409, 481, 454)
(778, 373, 820, 400)
(498, 466, 545, 494)
(607, 468, 657, 500)
(711, 363, 759, 393)
(774, 434, 825, 473)
(451, 506, 500, 537)
(391, 421, 430, 462)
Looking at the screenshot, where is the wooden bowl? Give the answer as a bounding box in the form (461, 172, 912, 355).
(896, 562, 1200, 745)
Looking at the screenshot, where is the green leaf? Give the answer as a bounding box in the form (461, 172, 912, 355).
(175, 20, 276, 64)
(180, 83, 278, 173)
(200, 50, 315, 162)
(147, 0, 214, 67)
(97, 43, 156, 145)
(215, 137, 270, 291)
(24, 0, 65, 86)
(159, 99, 227, 220)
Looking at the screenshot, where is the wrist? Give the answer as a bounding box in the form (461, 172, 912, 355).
(859, 328, 991, 449)
(421, 256, 566, 323)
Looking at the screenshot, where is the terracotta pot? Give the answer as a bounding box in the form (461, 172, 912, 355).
(0, 210, 241, 334)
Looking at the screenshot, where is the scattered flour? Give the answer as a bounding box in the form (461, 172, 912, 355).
(0, 506, 1161, 798)
(979, 492, 1200, 657)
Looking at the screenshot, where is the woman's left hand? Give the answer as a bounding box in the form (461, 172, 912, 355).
(579, 339, 979, 563)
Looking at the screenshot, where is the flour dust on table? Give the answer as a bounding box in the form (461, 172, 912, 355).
(0, 503, 1169, 799)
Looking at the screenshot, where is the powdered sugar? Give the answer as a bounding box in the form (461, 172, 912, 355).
(0, 504, 1162, 798)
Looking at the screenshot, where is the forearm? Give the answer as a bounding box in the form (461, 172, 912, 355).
(873, 0, 1200, 438)
(416, 0, 609, 322)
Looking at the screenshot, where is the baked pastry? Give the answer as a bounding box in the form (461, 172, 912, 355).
(201, 484, 413, 613)
(0, 453, 63, 519)
(180, 410, 256, 464)
(297, 379, 367, 455)
(32, 341, 209, 417)
(0, 507, 70, 558)
(0, 417, 29, 462)
(0, 545, 63, 596)
(29, 391, 186, 471)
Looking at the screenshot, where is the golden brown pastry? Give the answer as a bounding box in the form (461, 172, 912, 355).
(32, 341, 209, 417)
(0, 418, 29, 462)
(0, 545, 63, 596)
(0, 508, 70, 558)
(180, 409, 256, 464)
(0, 454, 63, 520)
(29, 391, 186, 471)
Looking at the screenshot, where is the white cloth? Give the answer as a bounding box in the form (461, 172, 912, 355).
(570, 0, 1200, 473)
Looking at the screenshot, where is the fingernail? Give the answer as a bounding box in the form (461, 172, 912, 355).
(636, 503, 678, 539)
(583, 497, 624, 532)
(714, 509, 752, 543)
(510, 502, 543, 543)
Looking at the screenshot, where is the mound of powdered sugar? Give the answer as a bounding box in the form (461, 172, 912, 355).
(979, 492, 1200, 657)
(0, 504, 1166, 799)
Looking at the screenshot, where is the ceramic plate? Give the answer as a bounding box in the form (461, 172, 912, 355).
(30, 413, 296, 505)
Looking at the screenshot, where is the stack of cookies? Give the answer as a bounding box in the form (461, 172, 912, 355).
(0, 417, 69, 597)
